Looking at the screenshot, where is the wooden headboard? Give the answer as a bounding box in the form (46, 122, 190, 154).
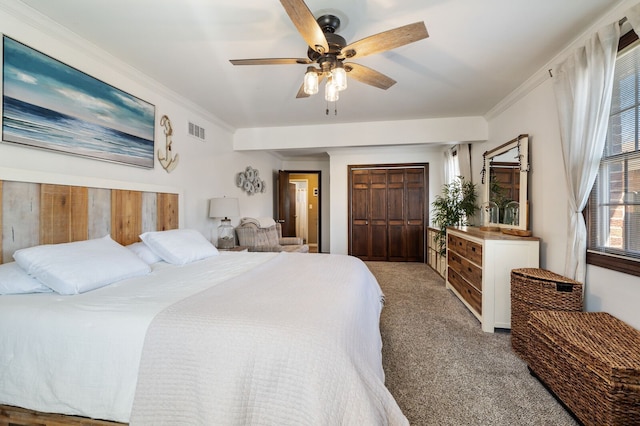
(0, 180, 179, 264)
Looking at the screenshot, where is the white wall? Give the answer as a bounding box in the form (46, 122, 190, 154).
(476, 78, 567, 272)
(482, 0, 640, 330)
(0, 4, 281, 244)
(328, 145, 444, 255)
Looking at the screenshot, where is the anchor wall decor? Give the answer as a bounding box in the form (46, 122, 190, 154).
(158, 114, 179, 173)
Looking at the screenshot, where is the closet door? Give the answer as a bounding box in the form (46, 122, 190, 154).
(350, 170, 370, 259)
(349, 164, 426, 262)
(387, 169, 406, 261)
(350, 169, 387, 261)
(405, 168, 425, 262)
(387, 168, 425, 262)
(369, 170, 388, 261)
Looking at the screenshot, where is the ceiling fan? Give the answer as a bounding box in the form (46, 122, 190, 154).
(229, 0, 429, 105)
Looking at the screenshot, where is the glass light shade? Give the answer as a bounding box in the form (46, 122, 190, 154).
(303, 68, 319, 95)
(331, 65, 347, 91)
(325, 78, 339, 102)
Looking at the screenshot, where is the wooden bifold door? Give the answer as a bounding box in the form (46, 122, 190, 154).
(348, 164, 428, 262)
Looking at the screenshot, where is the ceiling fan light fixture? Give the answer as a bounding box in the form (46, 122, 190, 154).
(325, 76, 339, 102)
(303, 66, 319, 95)
(331, 62, 347, 91)
(229, 1, 428, 116)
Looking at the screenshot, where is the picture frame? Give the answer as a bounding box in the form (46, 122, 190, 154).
(2, 36, 155, 168)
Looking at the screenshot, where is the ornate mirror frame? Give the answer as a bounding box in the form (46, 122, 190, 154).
(482, 134, 530, 231)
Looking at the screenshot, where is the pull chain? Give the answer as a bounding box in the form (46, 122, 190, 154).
(326, 101, 338, 116)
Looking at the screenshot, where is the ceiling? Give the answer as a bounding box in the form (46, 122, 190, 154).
(16, 0, 618, 131)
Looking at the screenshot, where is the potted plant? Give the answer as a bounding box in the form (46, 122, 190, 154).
(431, 176, 479, 256)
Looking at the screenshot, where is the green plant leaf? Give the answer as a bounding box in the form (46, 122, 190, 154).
(431, 176, 479, 256)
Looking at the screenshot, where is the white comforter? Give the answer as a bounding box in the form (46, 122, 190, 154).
(0, 252, 407, 425)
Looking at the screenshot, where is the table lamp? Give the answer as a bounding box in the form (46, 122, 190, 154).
(208, 197, 240, 249)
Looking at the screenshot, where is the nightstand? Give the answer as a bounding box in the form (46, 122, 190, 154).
(218, 246, 249, 252)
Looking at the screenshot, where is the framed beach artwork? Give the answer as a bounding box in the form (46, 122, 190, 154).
(2, 36, 155, 168)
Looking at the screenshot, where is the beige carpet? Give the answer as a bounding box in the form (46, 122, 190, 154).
(366, 261, 578, 426)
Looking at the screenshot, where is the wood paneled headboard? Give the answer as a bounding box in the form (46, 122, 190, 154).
(0, 179, 179, 264)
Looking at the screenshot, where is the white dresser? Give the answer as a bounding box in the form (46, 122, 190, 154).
(446, 226, 539, 332)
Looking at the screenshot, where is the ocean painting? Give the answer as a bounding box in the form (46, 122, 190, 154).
(2, 36, 155, 168)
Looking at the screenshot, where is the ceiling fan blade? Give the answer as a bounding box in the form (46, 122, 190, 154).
(296, 73, 326, 98)
(341, 21, 428, 59)
(280, 0, 329, 54)
(345, 63, 396, 90)
(230, 58, 311, 66)
(296, 84, 309, 98)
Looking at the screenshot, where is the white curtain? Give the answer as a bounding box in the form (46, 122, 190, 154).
(457, 143, 472, 183)
(553, 22, 620, 282)
(443, 144, 469, 185)
(443, 147, 457, 185)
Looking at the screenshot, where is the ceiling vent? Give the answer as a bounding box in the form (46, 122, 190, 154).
(188, 121, 206, 141)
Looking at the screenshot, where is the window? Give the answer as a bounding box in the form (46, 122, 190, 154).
(587, 31, 640, 277)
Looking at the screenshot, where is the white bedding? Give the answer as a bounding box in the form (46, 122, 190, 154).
(0, 252, 407, 425)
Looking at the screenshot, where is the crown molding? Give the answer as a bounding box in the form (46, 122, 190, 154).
(485, 0, 636, 122)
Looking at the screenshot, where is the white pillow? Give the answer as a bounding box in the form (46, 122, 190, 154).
(139, 229, 219, 265)
(0, 262, 52, 295)
(127, 242, 163, 264)
(13, 235, 151, 295)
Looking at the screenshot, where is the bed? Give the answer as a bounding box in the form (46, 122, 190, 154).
(0, 177, 407, 425)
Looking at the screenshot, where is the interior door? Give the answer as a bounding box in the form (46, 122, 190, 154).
(349, 168, 387, 261)
(350, 169, 370, 259)
(349, 164, 427, 262)
(405, 168, 425, 262)
(277, 170, 297, 237)
(387, 169, 406, 261)
(369, 169, 388, 261)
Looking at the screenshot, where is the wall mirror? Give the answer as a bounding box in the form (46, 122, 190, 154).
(482, 134, 530, 231)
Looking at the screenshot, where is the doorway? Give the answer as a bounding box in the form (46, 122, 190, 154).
(277, 170, 321, 253)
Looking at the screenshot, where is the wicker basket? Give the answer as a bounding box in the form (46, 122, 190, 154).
(510, 268, 582, 362)
(528, 311, 640, 426)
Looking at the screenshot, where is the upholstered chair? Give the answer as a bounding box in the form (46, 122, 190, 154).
(235, 217, 309, 253)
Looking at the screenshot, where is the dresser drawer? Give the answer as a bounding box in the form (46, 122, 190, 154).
(459, 256, 482, 291)
(447, 233, 466, 256)
(448, 250, 482, 291)
(448, 267, 482, 314)
(465, 240, 483, 265)
(447, 250, 463, 273)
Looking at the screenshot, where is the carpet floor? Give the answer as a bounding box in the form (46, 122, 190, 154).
(366, 261, 578, 426)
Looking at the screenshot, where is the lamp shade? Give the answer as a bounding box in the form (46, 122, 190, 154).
(331, 64, 347, 91)
(303, 67, 319, 95)
(208, 197, 240, 219)
(325, 77, 339, 102)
